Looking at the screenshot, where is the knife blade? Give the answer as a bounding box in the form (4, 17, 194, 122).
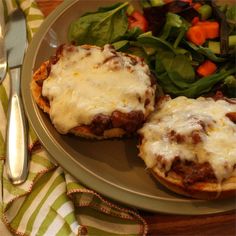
(0, 10, 7, 83)
(5, 9, 28, 184)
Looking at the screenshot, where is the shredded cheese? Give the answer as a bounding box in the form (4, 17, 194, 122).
(138, 96, 236, 182)
(42, 44, 155, 133)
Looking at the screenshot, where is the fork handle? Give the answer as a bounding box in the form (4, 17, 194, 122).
(6, 67, 28, 185)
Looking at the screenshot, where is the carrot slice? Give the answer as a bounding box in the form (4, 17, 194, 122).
(186, 21, 219, 46)
(192, 3, 202, 10)
(197, 21, 219, 39)
(191, 16, 200, 25)
(186, 25, 206, 45)
(197, 60, 217, 77)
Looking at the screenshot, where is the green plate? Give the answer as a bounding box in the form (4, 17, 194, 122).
(21, 0, 236, 214)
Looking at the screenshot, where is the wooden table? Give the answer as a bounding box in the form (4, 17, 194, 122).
(35, 1, 236, 235)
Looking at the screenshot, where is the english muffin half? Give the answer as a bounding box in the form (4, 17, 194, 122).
(138, 95, 236, 199)
(31, 44, 156, 139)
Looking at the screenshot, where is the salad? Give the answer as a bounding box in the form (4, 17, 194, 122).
(68, 0, 236, 98)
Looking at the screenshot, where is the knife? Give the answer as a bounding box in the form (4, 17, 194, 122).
(5, 9, 28, 184)
(0, 10, 6, 83)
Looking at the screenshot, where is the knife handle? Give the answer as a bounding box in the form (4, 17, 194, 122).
(6, 67, 28, 185)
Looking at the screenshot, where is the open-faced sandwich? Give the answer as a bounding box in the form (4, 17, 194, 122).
(138, 95, 236, 199)
(31, 44, 156, 139)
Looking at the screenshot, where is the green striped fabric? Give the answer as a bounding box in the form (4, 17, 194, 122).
(0, 0, 148, 235)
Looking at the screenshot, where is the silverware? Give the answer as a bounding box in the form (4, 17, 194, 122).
(5, 9, 28, 184)
(0, 12, 6, 83)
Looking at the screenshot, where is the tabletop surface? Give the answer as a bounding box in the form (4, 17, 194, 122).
(35, 1, 236, 235)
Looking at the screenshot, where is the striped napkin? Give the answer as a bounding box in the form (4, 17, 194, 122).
(0, 0, 148, 235)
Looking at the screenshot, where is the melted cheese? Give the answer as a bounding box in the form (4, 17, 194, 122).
(138, 96, 236, 182)
(42, 45, 155, 133)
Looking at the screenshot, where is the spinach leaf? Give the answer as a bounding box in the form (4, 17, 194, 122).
(112, 27, 143, 50)
(137, 35, 175, 52)
(112, 40, 129, 50)
(120, 27, 143, 40)
(138, 34, 192, 57)
(167, 54, 195, 82)
(157, 72, 184, 95)
(156, 68, 236, 98)
(124, 45, 149, 62)
(68, 2, 129, 46)
(117, 41, 150, 63)
(168, 71, 194, 88)
(185, 41, 226, 62)
(97, 3, 125, 12)
(156, 49, 195, 84)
